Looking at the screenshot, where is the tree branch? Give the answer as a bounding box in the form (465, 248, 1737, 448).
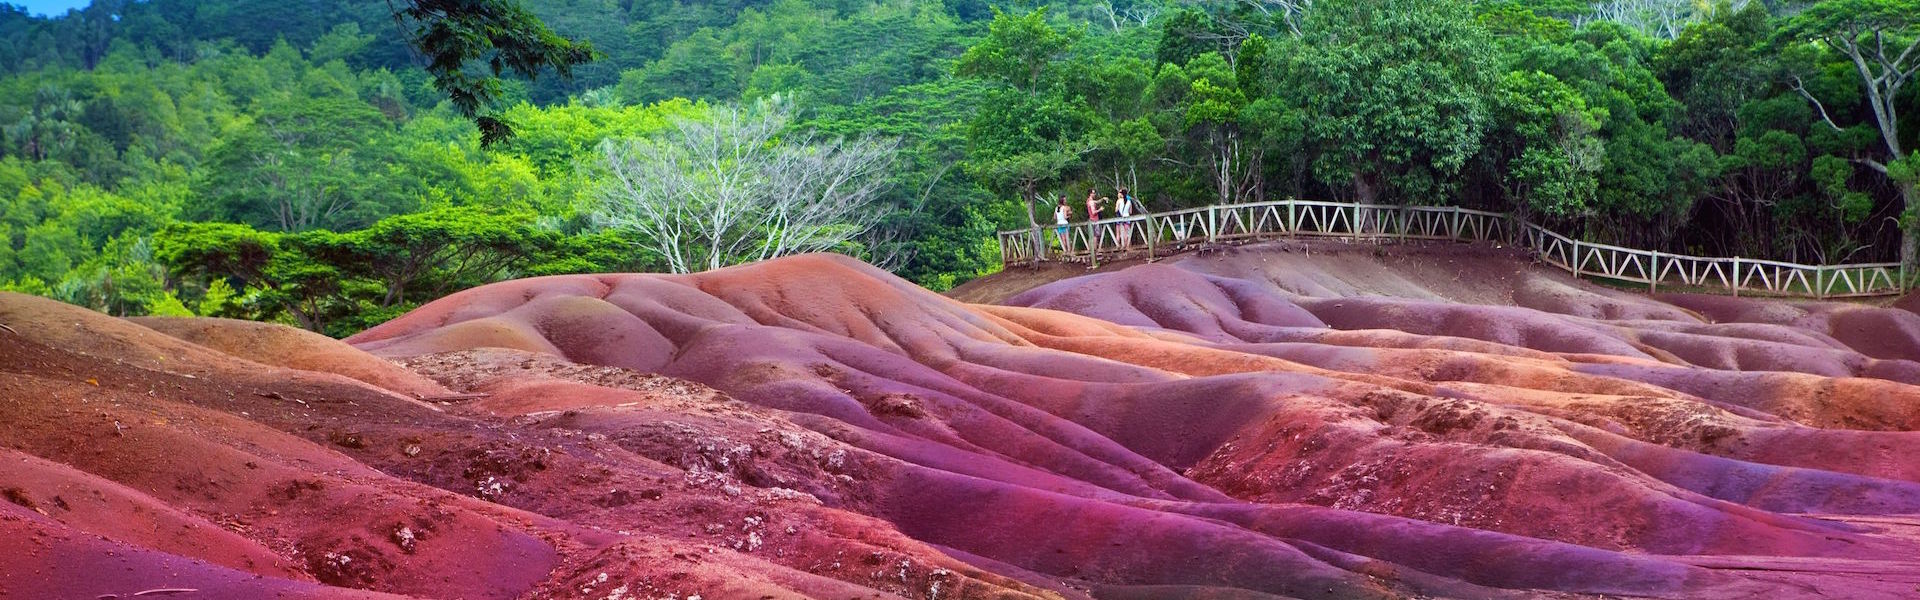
(1791, 76, 1847, 133)
(1856, 157, 1891, 175)
(1896, 35, 1920, 77)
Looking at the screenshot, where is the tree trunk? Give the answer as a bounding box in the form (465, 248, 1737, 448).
(1022, 180, 1039, 227)
(1353, 172, 1378, 204)
(1904, 185, 1919, 284)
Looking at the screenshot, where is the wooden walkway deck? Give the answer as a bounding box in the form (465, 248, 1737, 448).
(999, 200, 1909, 299)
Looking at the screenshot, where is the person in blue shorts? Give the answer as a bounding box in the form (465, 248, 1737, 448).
(1054, 196, 1072, 255)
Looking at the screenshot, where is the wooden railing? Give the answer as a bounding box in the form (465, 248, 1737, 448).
(998, 200, 1909, 299)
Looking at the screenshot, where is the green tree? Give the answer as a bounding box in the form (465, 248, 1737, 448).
(153, 220, 284, 319)
(1155, 8, 1218, 68)
(619, 28, 738, 103)
(308, 207, 559, 307)
(157, 212, 563, 334)
(50, 235, 190, 317)
(393, 0, 597, 145)
(16, 221, 84, 282)
(1179, 52, 1251, 204)
(1777, 0, 1920, 268)
(1282, 0, 1500, 203)
(264, 232, 355, 334)
(1502, 17, 1714, 248)
(1656, 4, 1772, 151)
(962, 91, 1093, 227)
(1488, 70, 1604, 219)
(956, 8, 1078, 95)
(192, 96, 409, 232)
(4, 85, 83, 162)
(310, 22, 374, 65)
(957, 8, 1094, 227)
(154, 221, 280, 286)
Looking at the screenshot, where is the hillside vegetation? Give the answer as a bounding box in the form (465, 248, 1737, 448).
(0, 0, 1916, 335)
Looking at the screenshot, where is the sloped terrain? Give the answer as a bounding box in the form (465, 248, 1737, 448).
(6, 241, 1920, 599)
(0, 293, 1045, 600)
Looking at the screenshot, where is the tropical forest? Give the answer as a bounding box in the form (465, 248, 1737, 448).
(0, 0, 1916, 334)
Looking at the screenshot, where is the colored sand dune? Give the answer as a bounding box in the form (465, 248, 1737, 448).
(6, 241, 1920, 598)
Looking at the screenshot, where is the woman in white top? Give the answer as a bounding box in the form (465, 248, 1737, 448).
(1054, 196, 1072, 255)
(1115, 186, 1135, 251)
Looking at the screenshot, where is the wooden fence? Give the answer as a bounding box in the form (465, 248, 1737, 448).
(998, 200, 1908, 299)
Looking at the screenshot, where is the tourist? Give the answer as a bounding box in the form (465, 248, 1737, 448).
(1115, 186, 1135, 251)
(1054, 196, 1072, 255)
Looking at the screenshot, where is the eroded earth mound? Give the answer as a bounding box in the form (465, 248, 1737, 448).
(7, 241, 1920, 599)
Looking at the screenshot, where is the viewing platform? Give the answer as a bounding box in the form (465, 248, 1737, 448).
(999, 200, 1909, 299)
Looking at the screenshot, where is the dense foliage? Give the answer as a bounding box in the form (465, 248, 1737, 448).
(0, 0, 1916, 335)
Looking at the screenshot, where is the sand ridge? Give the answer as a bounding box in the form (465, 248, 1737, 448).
(344, 250, 1920, 598)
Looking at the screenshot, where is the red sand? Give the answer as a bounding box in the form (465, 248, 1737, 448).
(8, 242, 1920, 598)
(129, 316, 454, 399)
(0, 292, 1049, 599)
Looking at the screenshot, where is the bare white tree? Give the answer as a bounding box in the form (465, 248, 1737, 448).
(1095, 1, 1164, 31)
(593, 95, 898, 273)
(1577, 0, 1751, 40)
(1235, 0, 1312, 37)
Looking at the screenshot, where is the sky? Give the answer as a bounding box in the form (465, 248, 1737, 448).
(10, 0, 90, 16)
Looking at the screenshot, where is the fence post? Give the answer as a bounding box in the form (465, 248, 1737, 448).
(1083, 223, 1094, 265)
(1146, 216, 1157, 259)
(1089, 223, 1100, 269)
(1731, 256, 1740, 297)
(1649, 251, 1658, 294)
(1208, 205, 1218, 243)
(1570, 239, 1582, 276)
